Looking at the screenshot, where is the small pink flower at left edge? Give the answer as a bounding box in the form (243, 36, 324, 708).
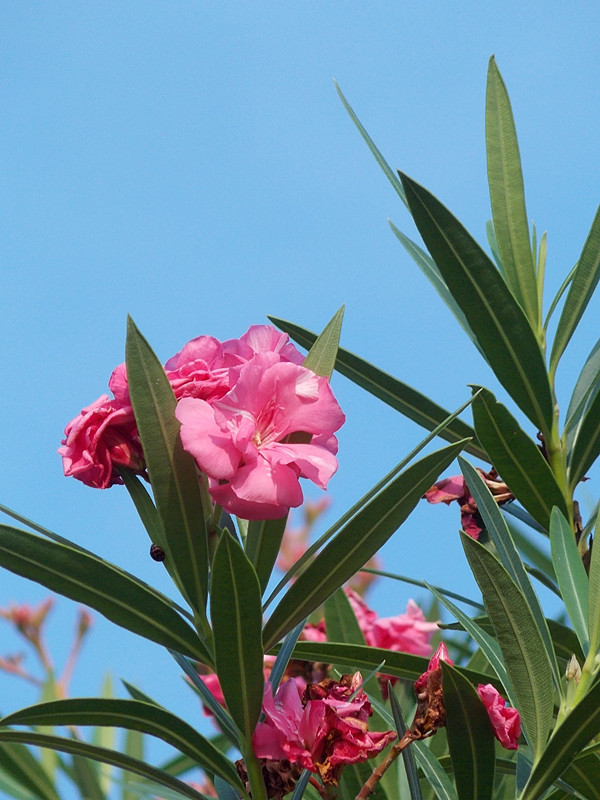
(477, 683, 521, 750)
(176, 354, 345, 519)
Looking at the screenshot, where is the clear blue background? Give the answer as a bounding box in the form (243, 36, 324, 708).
(2, 2, 599, 795)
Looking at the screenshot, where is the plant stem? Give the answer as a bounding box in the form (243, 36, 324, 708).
(355, 732, 413, 799)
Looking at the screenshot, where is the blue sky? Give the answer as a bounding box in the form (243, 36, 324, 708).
(2, 3, 600, 794)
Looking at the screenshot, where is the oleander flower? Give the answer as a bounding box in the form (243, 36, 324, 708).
(253, 673, 395, 785)
(477, 683, 521, 750)
(59, 396, 144, 489)
(176, 353, 345, 519)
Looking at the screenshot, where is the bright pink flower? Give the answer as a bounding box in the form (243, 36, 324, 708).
(59, 395, 145, 489)
(477, 683, 521, 750)
(414, 642, 453, 694)
(176, 354, 345, 519)
(370, 600, 439, 657)
(222, 325, 305, 366)
(253, 673, 395, 785)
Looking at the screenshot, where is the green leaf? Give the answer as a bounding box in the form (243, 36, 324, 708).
(549, 507, 589, 655)
(211, 533, 264, 743)
(388, 691, 421, 800)
(459, 457, 561, 688)
(262, 441, 466, 649)
(126, 317, 209, 622)
(519, 680, 600, 799)
(461, 532, 554, 759)
(285, 641, 503, 691)
(485, 56, 537, 326)
(122, 729, 144, 800)
(561, 748, 600, 800)
(588, 509, 600, 656)
(564, 337, 600, 452)
(568, 385, 600, 489)
(334, 80, 408, 207)
(302, 305, 344, 378)
(119, 467, 166, 550)
(269, 316, 487, 461)
(412, 741, 458, 800)
(550, 202, 600, 371)
(0, 743, 59, 800)
(245, 516, 287, 596)
(0, 524, 210, 663)
(70, 754, 105, 800)
(442, 662, 496, 800)
(388, 220, 482, 354)
(398, 172, 553, 433)
(0, 731, 217, 800)
(324, 587, 365, 646)
(1, 699, 244, 794)
(471, 387, 568, 529)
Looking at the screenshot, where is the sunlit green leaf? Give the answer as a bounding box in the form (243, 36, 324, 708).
(461, 533, 554, 759)
(1, 699, 244, 794)
(211, 533, 264, 743)
(550, 202, 600, 371)
(0, 525, 210, 663)
(442, 662, 496, 800)
(485, 56, 537, 326)
(398, 173, 553, 433)
(269, 316, 487, 461)
(471, 387, 568, 529)
(302, 305, 344, 378)
(263, 441, 466, 649)
(549, 508, 589, 655)
(126, 317, 209, 623)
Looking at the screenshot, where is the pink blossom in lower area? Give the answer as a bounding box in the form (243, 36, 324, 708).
(424, 469, 513, 539)
(59, 395, 145, 489)
(253, 673, 395, 785)
(176, 354, 345, 519)
(477, 683, 521, 750)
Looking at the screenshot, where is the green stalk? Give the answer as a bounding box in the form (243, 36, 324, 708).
(243, 748, 268, 800)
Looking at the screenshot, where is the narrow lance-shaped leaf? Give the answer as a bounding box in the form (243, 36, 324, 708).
(0, 524, 210, 664)
(0, 743, 59, 800)
(269, 316, 487, 460)
(126, 317, 209, 623)
(263, 441, 466, 649)
(302, 305, 344, 379)
(549, 507, 589, 656)
(564, 336, 600, 453)
(568, 385, 600, 489)
(0, 731, 218, 800)
(550, 201, 600, 371)
(399, 172, 553, 433)
(519, 680, 600, 800)
(211, 533, 264, 744)
(459, 456, 562, 690)
(485, 56, 538, 327)
(471, 387, 568, 530)
(442, 661, 496, 800)
(1, 699, 245, 794)
(461, 532, 554, 759)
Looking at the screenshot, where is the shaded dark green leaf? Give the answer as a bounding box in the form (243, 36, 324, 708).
(0, 743, 59, 800)
(126, 317, 209, 622)
(263, 441, 466, 649)
(211, 533, 264, 742)
(245, 516, 287, 596)
(442, 662, 496, 800)
(564, 337, 600, 453)
(471, 387, 568, 529)
(0, 525, 209, 663)
(549, 508, 589, 655)
(568, 385, 600, 489)
(398, 172, 553, 432)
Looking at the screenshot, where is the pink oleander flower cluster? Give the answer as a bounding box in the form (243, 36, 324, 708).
(253, 672, 396, 785)
(424, 468, 513, 539)
(477, 683, 521, 750)
(60, 325, 345, 519)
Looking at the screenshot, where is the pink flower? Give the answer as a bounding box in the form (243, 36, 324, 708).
(176, 354, 345, 519)
(424, 469, 513, 540)
(477, 683, 521, 750)
(253, 673, 395, 785)
(370, 600, 440, 657)
(59, 394, 145, 489)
